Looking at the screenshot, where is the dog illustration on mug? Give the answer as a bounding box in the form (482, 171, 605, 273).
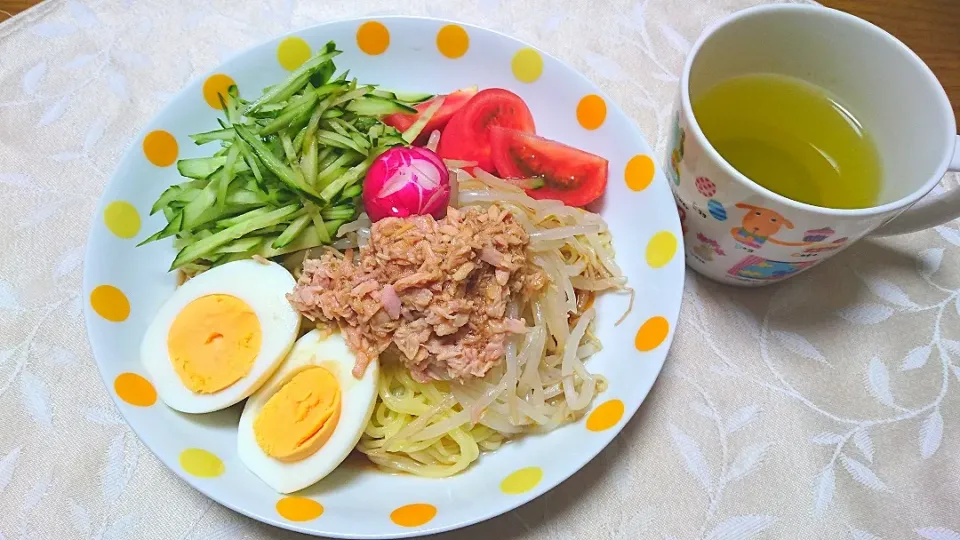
(730, 203, 811, 251)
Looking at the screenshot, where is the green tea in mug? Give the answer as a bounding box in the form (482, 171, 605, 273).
(692, 73, 882, 209)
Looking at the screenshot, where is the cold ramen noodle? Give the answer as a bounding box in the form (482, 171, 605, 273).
(290, 177, 627, 478)
(139, 43, 629, 492)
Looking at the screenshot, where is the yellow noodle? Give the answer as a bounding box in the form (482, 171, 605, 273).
(354, 174, 628, 478)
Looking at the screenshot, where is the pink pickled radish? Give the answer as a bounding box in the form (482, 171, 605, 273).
(362, 147, 450, 222)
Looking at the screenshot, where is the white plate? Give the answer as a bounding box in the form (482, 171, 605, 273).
(82, 16, 683, 538)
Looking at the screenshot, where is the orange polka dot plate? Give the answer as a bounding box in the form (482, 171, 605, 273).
(82, 17, 682, 539)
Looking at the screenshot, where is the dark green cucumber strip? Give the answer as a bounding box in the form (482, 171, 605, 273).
(320, 205, 356, 221)
(272, 213, 312, 248)
(239, 176, 260, 192)
(151, 181, 203, 215)
(138, 210, 183, 245)
(340, 184, 363, 200)
(316, 152, 361, 187)
(402, 95, 445, 143)
(190, 127, 235, 145)
(370, 89, 396, 100)
(261, 105, 313, 138)
(310, 60, 336, 89)
(248, 102, 285, 118)
(194, 205, 255, 233)
(214, 206, 272, 229)
(218, 235, 263, 254)
(171, 204, 300, 269)
(234, 125, 321, 198)
(326, 119, 353, 140)
(348, 131, 371, 151)
(177, 156, 250, 180)
(260, 97, 318, 136)
(315, 130, 366, 155)
(138, 228, 166, 247)
(236, 139, 265, 189)
(330, 86, 374, 108)
(244, 49, 341, 114)
(303, 200, 330, 244)
(378, 135, 408, 147)
(264, 135, 284, 160)
(226, 189, 270, 206)
(215, 145, 241, 210)
(257, 220, 344, 259)
(301, 137, 318, 187)
(354, 116, 380, 133)
(250, 224, 288, 236)
(280, 132, 299, 166)
(308, 41, 338, 87)
(320, 156, 373, 201)
(346, 95, 417, 116)
(392, 90, 434, 103)
(180, 180, 218, 230)
(335, 117, 363, 135)
(315, 146, 336, 171)
(291, 125, 308, 153)
(315, 80, 349, 99)
(224, 86, 241, 125)
(367, 123, 384, 141)
(301, 96, 335, 152)
(316, 167, 345, 189)
(177, 157, 221, 179)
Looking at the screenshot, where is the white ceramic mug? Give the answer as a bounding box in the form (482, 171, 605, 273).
(668, 5, 960, 286)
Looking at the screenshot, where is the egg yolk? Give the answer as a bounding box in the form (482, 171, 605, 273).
(254, 366, 342, 462)
(167, 294, 262, 394)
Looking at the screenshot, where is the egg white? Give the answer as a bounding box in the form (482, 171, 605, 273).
(237, 329, 379, 494)
(141, 259, 301, 414)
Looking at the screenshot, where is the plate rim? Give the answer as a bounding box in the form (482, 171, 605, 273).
(82, 14, 685, 539)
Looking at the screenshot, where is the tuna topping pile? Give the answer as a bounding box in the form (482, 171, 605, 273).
(288, 205, 546, 383)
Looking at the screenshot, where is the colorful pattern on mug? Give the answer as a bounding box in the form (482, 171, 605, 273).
(729, 203, 811, 251)
(707, 199, 727, 221)
(692, 232, 726, 262)
(727, 255, 817, 281)
(667, 112, 684, 186)
(695, 177, 716, 197)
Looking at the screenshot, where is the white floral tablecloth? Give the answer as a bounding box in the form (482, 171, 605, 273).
(1, 0, 959, 538)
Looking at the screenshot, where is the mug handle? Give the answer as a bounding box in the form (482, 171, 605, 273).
(873, 135, 960, 236)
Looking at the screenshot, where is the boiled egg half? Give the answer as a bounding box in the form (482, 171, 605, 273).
(237, 329, 379, 494)
(141, 259, 301, 413)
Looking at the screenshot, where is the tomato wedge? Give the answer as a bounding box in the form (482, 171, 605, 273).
(489, 126, 609, 207)
(381, 87, 478, 145)
(436, 89, 535, 174)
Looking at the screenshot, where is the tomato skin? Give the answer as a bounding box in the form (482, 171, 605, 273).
(489, 126, 609, 207)
(381, 87, 478, 144)
(436, 88, 535, 173)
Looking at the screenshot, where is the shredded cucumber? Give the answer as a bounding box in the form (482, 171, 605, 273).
(218, 236, 263, 254)
(402, 96, 445, 143)
(142, 41, 423, 273)
(346, 96, 417, 116)
(177, 156, 249, 180)
(190, 127, 235, 145)
(391, 90, 434, 103)
(170, 204, 300, 269)
(244, 46, 340, 114)
(272, 213, 312, 249)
